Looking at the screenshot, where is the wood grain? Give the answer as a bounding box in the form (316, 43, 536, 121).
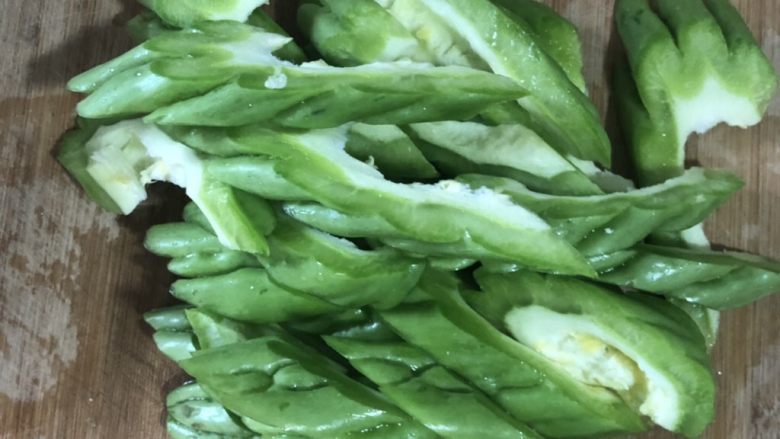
(0, 1, 777, 438)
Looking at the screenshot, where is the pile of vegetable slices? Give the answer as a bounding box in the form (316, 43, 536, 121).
(59, 0, 779, 438)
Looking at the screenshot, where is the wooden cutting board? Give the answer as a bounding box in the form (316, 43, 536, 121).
(0, 1, 777, 438)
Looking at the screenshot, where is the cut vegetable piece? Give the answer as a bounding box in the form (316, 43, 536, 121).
(326, 336, 544, 439)
(598, 244, 780, 309)
(165, 123, 437, 183)
(185, 308, 270, 350)
(152, 214, 420, 322)
(346, 123, 438, 181)
(380, 271, 647, 438)
(260, 214, 424, 308)
(298, 0, 430, 65)
(57, 120, 124, 214)
(180, 336, 437, 438)
(68, 22, 525, 128)
(459, 168, 742, 256)
(489, 0, 587, 93)
(172, 268, 344, 324)
(145, 223, 224, 258)
(166, 383, 258, 438)
(269, 135, 591, 275)
(70, 23, 292, 114)
(146, 217, 264, 278)
(168, 251, 263, 278)
(146, 61, 526, 127)
(471, 269, 715, 437)
(407, 121, 603, 195)
(207, 158, 311, 201)
(172, 125, 592, 275)
(613, 61, 672, 186)
(70, 21, 523, 123)
(286, 165, 738, 263)
(372, 0, 610, 165)
(284, 201, 573, 267)
(283, 202, 402, 239)
(139, 0, 269, 27)
(128, 8, 307, 62)
(615, 0, 778, 185)
(305, 0, 608, 163)
(76, 119, 275, 255)
(145, 306, 198, 362)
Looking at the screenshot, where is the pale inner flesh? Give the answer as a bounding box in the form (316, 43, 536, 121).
(506, 306, 681, 430)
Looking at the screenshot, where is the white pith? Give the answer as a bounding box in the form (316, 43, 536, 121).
(506, 306, 682, 430)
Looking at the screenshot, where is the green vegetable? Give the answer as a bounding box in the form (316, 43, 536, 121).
(186, 308, 271, 349)
(166, 383, 258, 439)
(286, 308, 402, 343)
(302, 0, 609, 165)
(489, 0, 587, 93)
(614, 0, 778, 185)
(128, 8, 307, 63)
(164, 123, 438, 184)
(149, 310, 284, 438)
(259, 214, 425, 308)
(206, 158, 311, 201)
(470, 269, 715, 437)
(128, 10, 176, 43)
(325, 336, 544, 439)
(427, 257, 476, 271)
(245, 10, 309, 63)
(169, 247, 263, 278)
(380, 271, 647, 438)
(144, 306, 198, 362)
(145, 61, 526, 128)
(309, 309, 542, 438)
(146, 305, 194, 332)
(57, 119, 124, 214)
(459, 168, 742, 256)
(346, 123, 439, 182)
(165, 124, 592, 275)
(671, 300, 721, 352)
(75, 120, 275, 255)
(282, 200, 597, 268)
(180, 335, 437, 438)
(145, 222, 225, 258)
(598, 244, 780, 309)
(69, 22, 289, 112)
(138, 0, 269, 27)
(69, 22, 525, 125)
(147, 208, 423, 322)
(298, 0, 430, 65)
(282, 203, 473, 270)
(172, 268, 345, 324)
(406, 121, 603, 195)
(146, 217, 263, 277)
(282, 202, 402, 239)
